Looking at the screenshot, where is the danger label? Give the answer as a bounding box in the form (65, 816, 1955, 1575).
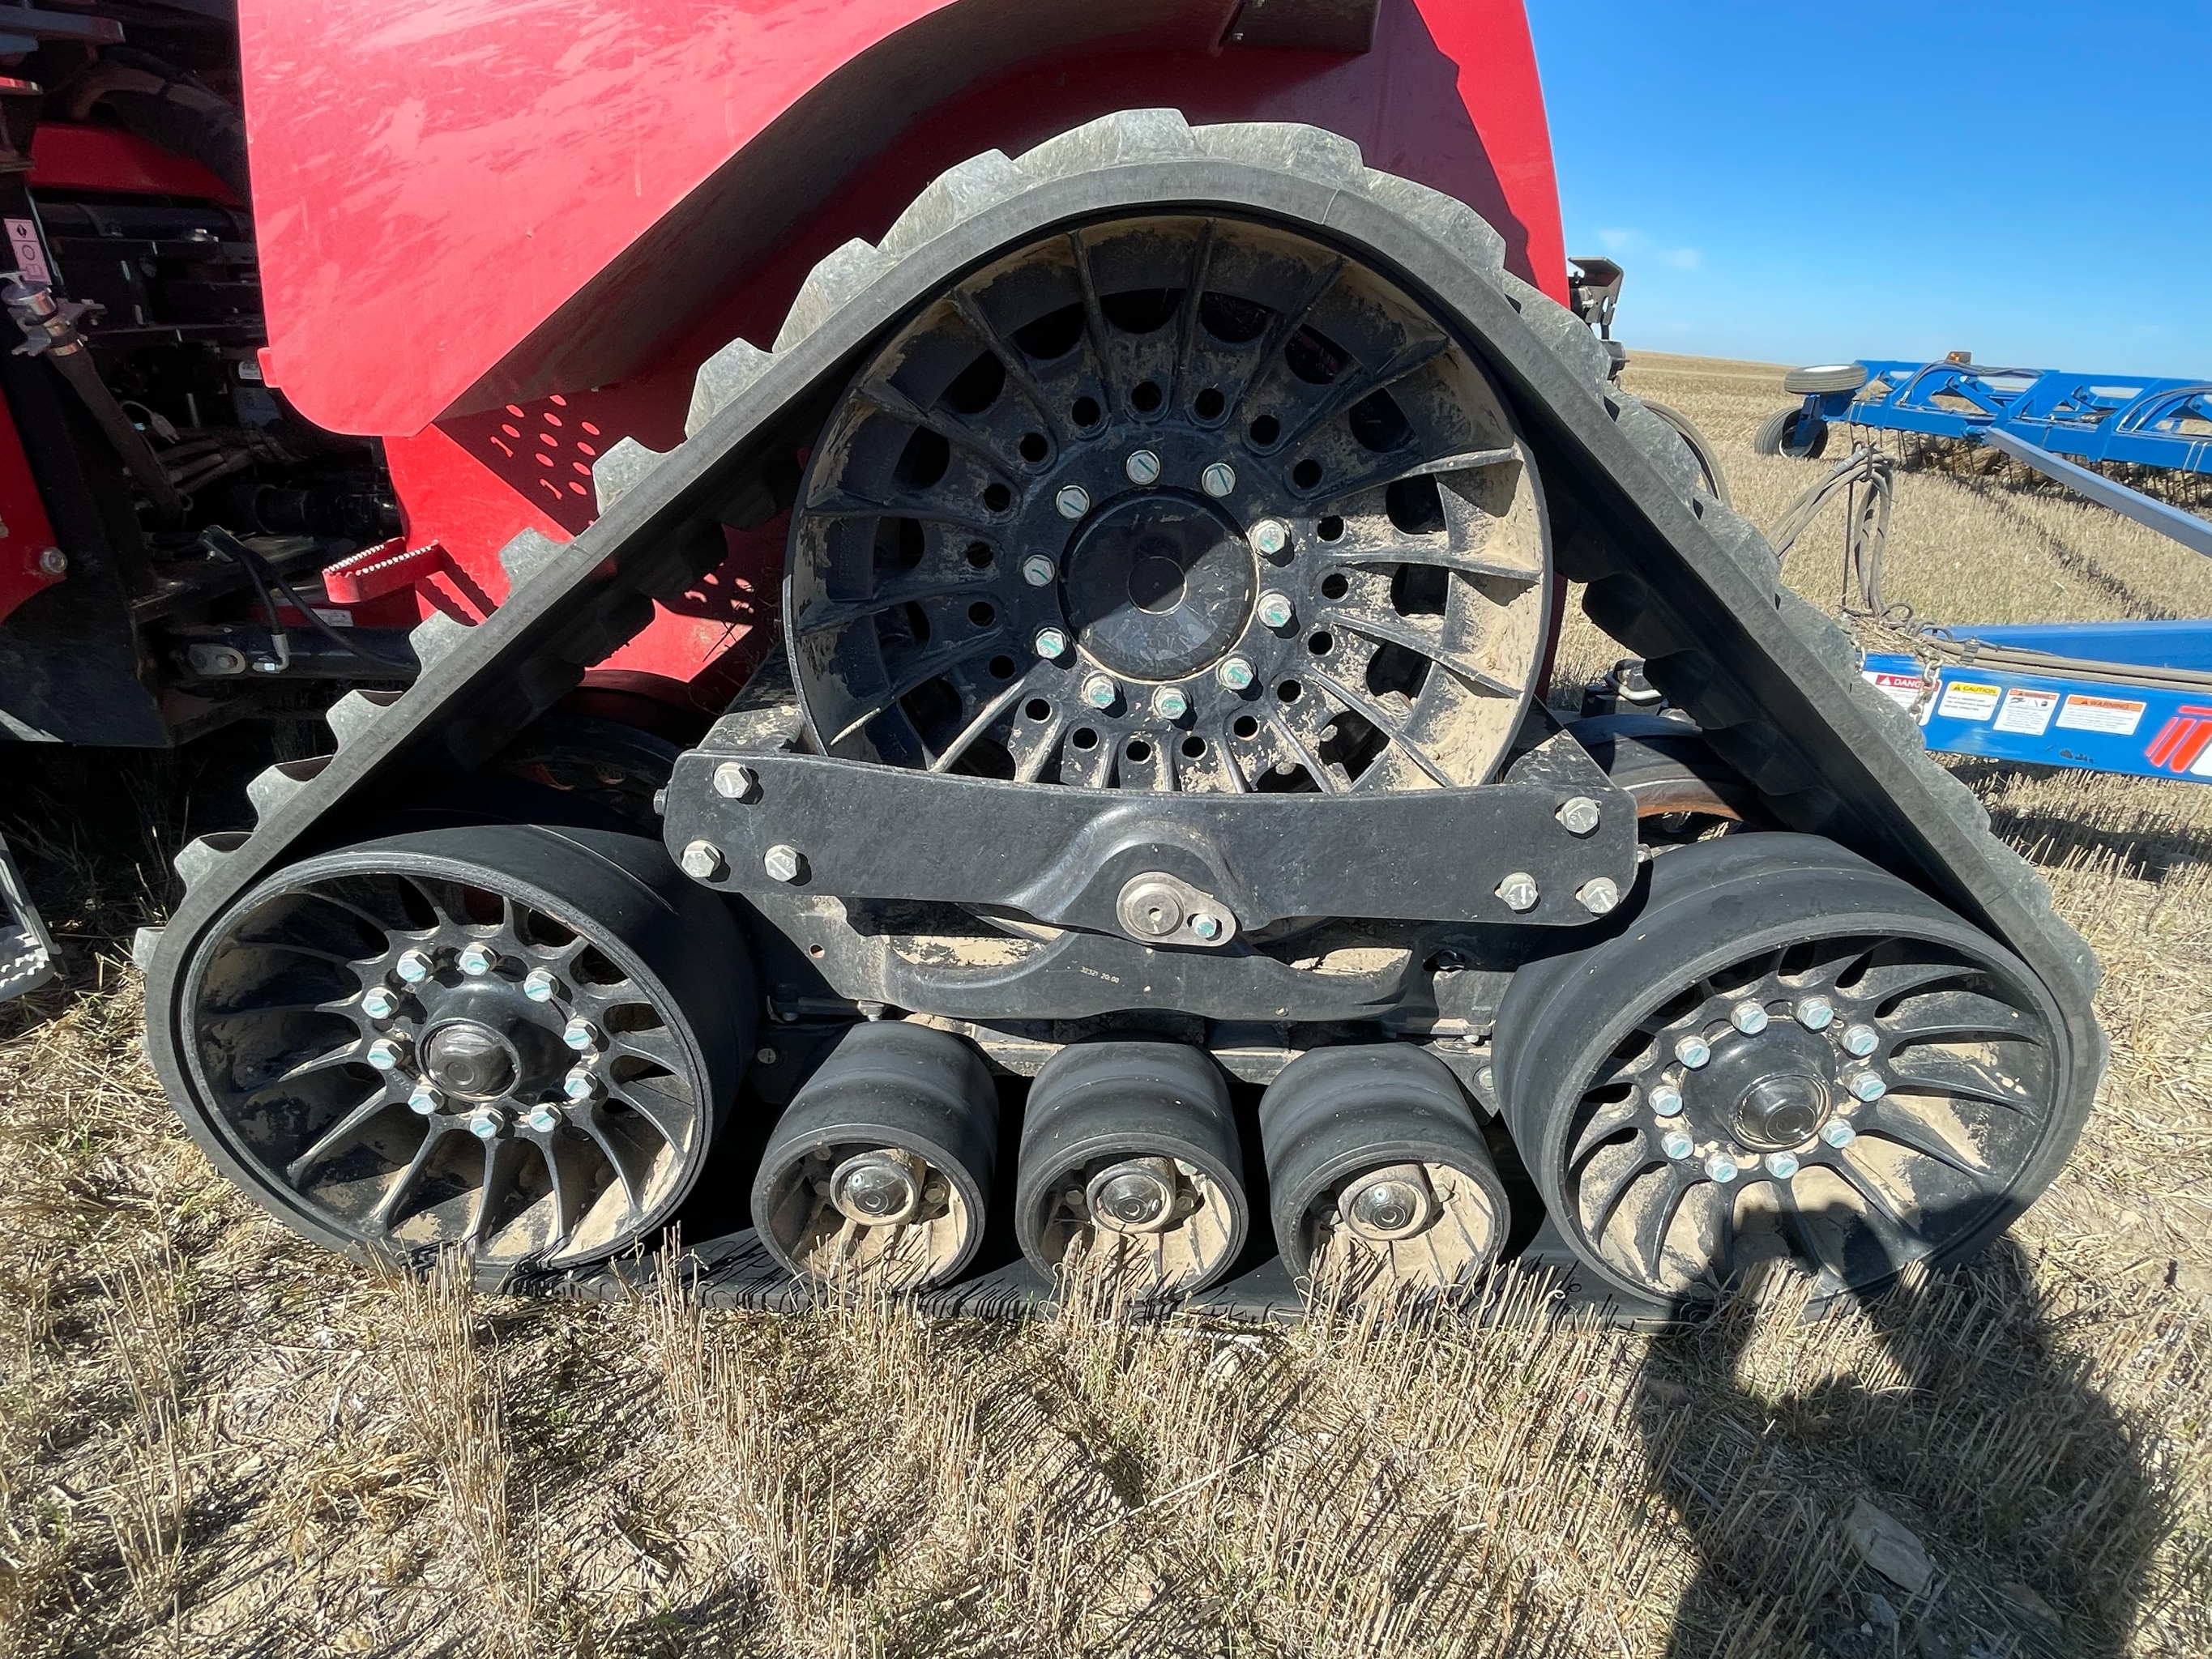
(3, 219, 49, 286)
(1863, 668, 1923, 711)
(1936, 680, 2001, 722)
(2055, 693, 2146, 736)
(1992, 687, 2059, 735)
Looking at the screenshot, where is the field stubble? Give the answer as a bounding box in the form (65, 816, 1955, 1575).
(1, 355, 2209, 1658)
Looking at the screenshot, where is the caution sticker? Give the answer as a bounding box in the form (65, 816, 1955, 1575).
(1992, 687, 2059, 735)
(1936, 680, 2001, 722)
(2055, 693, 2146, 736)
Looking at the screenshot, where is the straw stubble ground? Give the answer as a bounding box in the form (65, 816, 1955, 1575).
(2, 356, 2208, 1658)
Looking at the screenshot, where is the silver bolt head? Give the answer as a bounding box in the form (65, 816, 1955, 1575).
(1034, 626, 1069, 659)
(36, 546, 67, 577)
(1257, 591, 1294, 629)
(467, 1107, 505, 1141)
(1054, 483, 1091, 519)
(1796, 996, 1834, 1030)
(1649, 1083, 1684, 1118)
(1200, 461, 1236, 497)
(408, 1085, 443, 1116)
(1576, 876, 1621, 915)
(762, 843, 806, 884)
(712, 762, 761, 801)
(1556, 795, 1602, 836)
(562, 1068, 604, 1104)
(1850, 1072, 1887, 1102)
(1021, 553, 1057, 586)
(1704, 1150, 1740, 1184)
(524, 1102, 564, 1134)
(1765, 1151, 1800, 1180)
(1675, 1034, 1711, 1068)
(1249, 518, 1291, 558)
(457, 943, 498, 976)
(1216, 656, 1254, 691)
(1821, 1120, 1858, 1149)
(1497, 872, 1539, 913)
(1189, 913, 1222, 941)
(1732, 1001, 1770, 1035)
(523, 968, 561, 1004)
(1083, 674, 1119, 710)
(361, 987, 399, 1021)
(754, 1046, 779, 1066)
(1478, 1066, 1496, 1092)
(680, 839, 725, 881)
(1662, 1128, 1695, 1161)
(394, 949, 434, 985)
(1125, 450, 1162, 485)
(562, 1017, 602, 1053)
(1842, 1022, 1880, 1057)
(1151, 685, 1190, 720)
(365, 1036, 407, 1072)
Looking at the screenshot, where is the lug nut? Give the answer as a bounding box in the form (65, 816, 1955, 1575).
(361, 986, 400, 1021)
(1035, 625, 1069, 659)
(1576, 876, 1621, 915)
(36, 546, 67, 578)
(562, 1017, 603, 1053)
(1848, 1072, 1887, 1102)
(1125, 450, 1162, 485)
(365, 1035, 409, 1073)
(1200, 461, 1236, 497)
(1189, 913, 1223, 942)
(1152, 685, 1190, 720)
(680, 839, 725, 881)
(467, 1107, 506, 1141)
(1249, 518, 1291, 558)
(1021, 553, 1057, 586)
(1497, 871, 1539, 913)
(1257, 591, 1294, 629)
(1556, 796, 1602, 836)
(562, 1068, 604, 1104)
(1796, 996, 1834, 1030)
(1083, 674, 1119, 710)
(457, 942, 499, 977)
(755, 1046, 779, 1066)
(1765, 1151, 1800, 1179)
(1821, 1120, 1858, 1149)
(712, 762, 760, 801)
(1675, 1034, 1711, 1068)
(763, 843, 807, 884)
(408, 1084, 443, 1116)
(1842, 1023, 1879, 1057)
(1662, 1128, 1695, 1161)
(1649, 1083, 1684, 1117)
(523, 968, 561, 1003)
(1216, 656, 1254, 691)
(1732, 1001, 1769, 1035)
(1704, 1150, 1740, 1184)
(394, 949, 435, 985)
(1055, 483, 1090, 519)
(523, 1102, 565, 1134)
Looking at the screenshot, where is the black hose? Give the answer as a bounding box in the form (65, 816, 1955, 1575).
(199, 527, 416, 671)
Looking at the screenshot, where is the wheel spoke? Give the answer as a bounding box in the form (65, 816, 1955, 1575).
(828, 638, 1014, 745)
(1318, 609, 1522, 700)
(609, 1075, 694, 1149)
(267, 1036, 370, 1086)
(465, 1137, 532, 1246)
(792, 578, 997, 638)
(1844, 957, 1979, 1006)
(1166, 220, 1218, 415)
(929, 673, 1039, 774)
(802, 484, 1000, 536)
(1858, 1100, 1991, 1178)
(1631, 1171, 1694, 1286)
(369, 1124, 447, 1233)
(1228, 254, 1347, 428)
(1581, 1141, 1659, 1238)
(1878, 991, 2040, 1047)
(1302, 665, 1454, 786)
(1883, 1054, 2040, 1113)
(944, 288, 1061, 434)
(1066, 231, 1121, 412)
(285, 1090, 400, 1187)
(852, 378, 1023, 483)
(1278, 332, 1454, 451)
(538, 1137, 594, 1251)
(1309, 446, 1521, 508)
(1265, 707, 1342, 794)
(1569, 1095, 1642, 1167)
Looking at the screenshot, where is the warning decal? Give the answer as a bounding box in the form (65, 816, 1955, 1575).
(1863, 667, 1923, 711)
(1992, 687, 2059, 736)
(2055, 694, 2146, 736)
(4, 219, 49, 286)
(1936, 680, 2001, 722)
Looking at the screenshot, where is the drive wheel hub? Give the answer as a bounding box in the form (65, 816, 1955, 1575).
(421, 1020, 519, 1098)
(1064, 491, 1253, 680)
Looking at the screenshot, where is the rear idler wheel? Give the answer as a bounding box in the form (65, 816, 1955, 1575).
(1014, 1042, 1248, 1299)
(750, 1021, 999, 1292)
(1258, 1044, 1509, 1305)
(177, 824, 753, 1270)
(1496, 834, 2078, 1307)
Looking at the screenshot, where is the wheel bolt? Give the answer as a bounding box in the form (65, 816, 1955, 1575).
(562, 1068, 604, 1104)
(1249, 518, 1291, 558)
(457, 942, 498, 977)
(523, 968, 561, 1004)
(1035, 626, 1069, 659)
(562, 1017, 603, 1053)
(1257, 591, 1294, 629)
(1842, 1022, 1879, 1057)
(712, 761, 761, 801)
(1849, 1072, 1887, 1102)
(365, 1035, 408, 1072)
(1189, 913, 1222, 942)
(1821, 1120, 1858, 1149)
(1675, 1034, 1711, 1068)
(1497, 871, 1539, 912)
(361, 986, 400, 1021)
(1732, 1001, 1769, 1035)
(763, 843, 806, 884)
(467, 1107, 506, 1141)
(1055, 484, 1090, 519)
(1704, 1150, 1740, 1183)
(1021, 553, 1057, 586)
(1125, 450, 1162, 485)
(524, 1102, 565, 1134)
(1216, 656, 1254, 691)
(1083, 674, 1118, 710)
(408, 1084, 443, 1116)
(1577, 876, 1621, 915)
(1556, 796, 1602, 836)
(755, 1046, 779, 1066)
(1796, 996, 1834, 1030)
(1649, 1083, 1684, 1117)
(1200, 461, 1236, 498)
(680, 840, 725, 881)
(394, 949, 434, 985)
(1765, 1151, 1800, 1179)
(1662, 1128, 1695, 1161)
(1152, 685, 1190, 720)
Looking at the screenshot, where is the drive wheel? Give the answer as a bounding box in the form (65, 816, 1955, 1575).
(1496, 834, 2078, 1305)
(176, 823, 752, 1270)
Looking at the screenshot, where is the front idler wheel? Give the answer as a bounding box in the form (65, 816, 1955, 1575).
(750, 1021, 999, 1292)
(178, 824, 753, 1270)
(1015, 1042, 1248, 1299)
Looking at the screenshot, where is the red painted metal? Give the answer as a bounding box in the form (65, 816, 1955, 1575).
(27, 123, 241, 205)
(0, 401, 62, 629)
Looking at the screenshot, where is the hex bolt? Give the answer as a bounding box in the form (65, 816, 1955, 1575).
(1021, 553, 1057, 586)
(1796, 996, 1835, 1030)
(1083, 673, 1119, 710)
(763, 843, 807, 885)
(1704, 1149, 1740, 1184)
(408, 1084, 443, 1116)
(1675, 1034, 1711, 1068)
(1821, 1120, 1859, 1149)
(1662, 1128, 1695, 1161)
(394, 948, 435, 986)
(1842, 1022, 1879, 1058)
(1189, 913, 1223, 942)
(1216, 656, 1255, 691)
(361, 986, 400, 1021)
(680, 840, 726, 881)
(1152, 685, 1190, 720)
(562, 1067, 604, 1104)
(1649, 1082, 1684, 1117)
(712, 762, 761, 801)
(523, 1102, 565, 1134)
(457, 942, 499, 977)
(1849, 1072, 1888, 1103)
(1576, 876, 1621, 915)
(365, 1035, 409, 1073)
(1125, 450, 1162, 485)
(1249, 518, 1291, 558)
(1478, 1066, 1495, 1092)
(1497, 871, 1539, 913)
(1256, 591, 1295, 629)
(1200, 461, 1236, 497)
(1765, 1151, 1801, 1180)
(523, 968, 561, 1004)
(36, 546, 67, 578)
(1556, 796, 1602, 836)
(1732, 1001, 1770, 1035)
(755, 1046, 779, 1067)
(1055, 483, 1091, 519)
(562, 1017, 603, 1053)
(467, 1107, 506, 1141)
(1034, 625, 1069, 659)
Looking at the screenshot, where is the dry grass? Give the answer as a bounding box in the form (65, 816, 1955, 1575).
(3, 357, 2211, 1657)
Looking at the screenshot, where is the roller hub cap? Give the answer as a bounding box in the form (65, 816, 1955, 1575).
(421, 1020, 519, 1099)
(1087, 1158, 1179, 1235)
(831, 1152, 924, 1226)
(1062, 491, 1255, 680)
(1343, 1165, 1436, 1242)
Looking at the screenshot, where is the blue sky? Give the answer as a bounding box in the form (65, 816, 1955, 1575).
(1526, 2, 2212, 375)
